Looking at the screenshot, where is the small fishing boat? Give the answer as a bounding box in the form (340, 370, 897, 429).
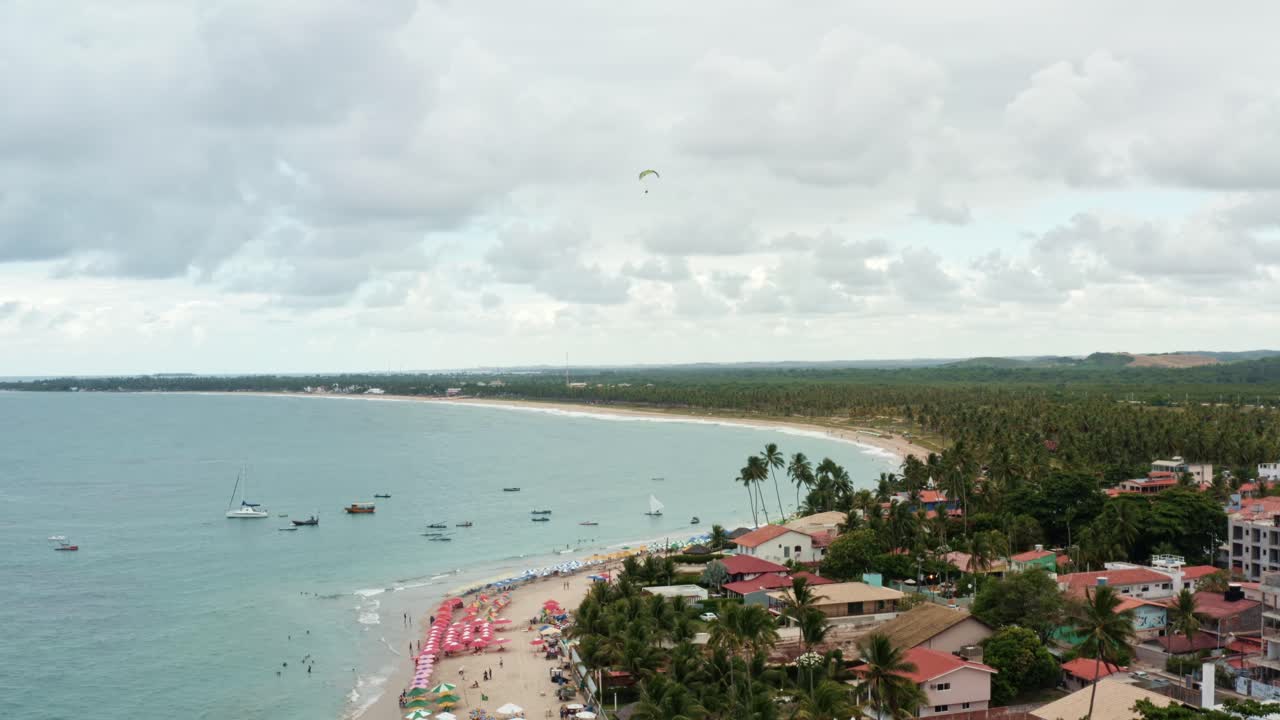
(292, 514, 319, 526)
(578, 521, 599, 526)
(503, 487, 521, 492)
(374, 494, 391, 499)
(690, 516, 701, 525)
(530, 510, 552, 515)
(456, 521, 474, 528)
(531, 517, 551, 523)
(426, 522, 447, 529)
(49, 535, 79, 551)
(429, 536, 454, 542)
(344, 502, 376, 514)
(651, 477, 665, 482)
(278, 527, 298, 532)
(644, 494, 664, 517)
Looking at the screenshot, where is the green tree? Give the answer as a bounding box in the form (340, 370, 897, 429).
(792, 679, 859, 720)
(708, 524, 729, 551)
(700, 560, 729, 590)
(1071, 585, 1136, 720)
(821, 528, 883, 579)
(857, 633, 925, 719)
(1147, 488, 1227, 563)
(761, 443, 787, 519)
(788, 452, 814, 514)
(1196, 569, 1230, 593)
(972, 568, 1065, 642)
(1168, 588, 1201, 655)
(745, 455, 772, 524)
(798, 608, 831, 651)
(777, 576, 827, 624)
(981, 626, 1060, 705)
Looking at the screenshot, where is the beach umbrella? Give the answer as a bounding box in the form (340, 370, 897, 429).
(429, 683, 457, 694)
(540, 627, 561, 636)
(406, 711, 432, 720)
(530, 638, 544, 645)
(407, 688, 433, 698)
(493, 618, 512, 624)
(436, 713, 458, 720)
(405, 700, 433, 709)
(493, 637, 510, 644)
(565, 704, 583, 711)
(496, 703, 524, 717)
(470, 638, 489, 647)
(575, 712, 597, 719)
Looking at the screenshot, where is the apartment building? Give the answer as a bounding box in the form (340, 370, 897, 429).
(1228, 497, 1280, 581)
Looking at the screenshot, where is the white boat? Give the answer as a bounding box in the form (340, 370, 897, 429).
(225, 469, 269, 519)
(645, 494, 664, 517)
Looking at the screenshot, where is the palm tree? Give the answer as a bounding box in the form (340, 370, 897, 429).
(858, 633, 924, 719)
(968, 531, 995, 576)
(745, 456, 771, 524)
(788, 452, 813, 513)
(778, 576, 827, 625)
(736, 471, 759, 527)
(761, 443, 787, 519)
(792, 679, 859, 720)
(1169, 588, 1201, 656)
(798, 607, 831, 651)
(709, 523, 729, 551)
(1070, 585, 1136, 720)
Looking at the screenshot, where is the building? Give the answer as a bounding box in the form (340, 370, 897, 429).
(1057, 566, 1179, 600)
(1260, 462, 1280, 481)
(1115, 596, 1168, 640)
(870, 604, 994, 654)
(731, 524, 821, 565)
(1059, 657, 1124, 692)
(722, 571, 834, 606)
(1117, 472, 1181, 494)
(770, 581, 903, 621)
(1031, 679, 1174, 720)
(1227, 497, 1280, 581)
(784, 511, 848, 536)
(1010, 546, 1058, 572)
(1184, 586, 1260, 646)
(1151, 456, 1212, 486)
(943, 550, 1007, 575)
(641, 584, 708, 600)
(718, 555, 790, 584)
(870, 647, 996, 717)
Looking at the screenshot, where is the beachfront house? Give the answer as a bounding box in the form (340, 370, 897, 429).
(732, 524, 821, 565)
(1057, 566, 1179, 600)
(1009, 546, 1057, 572)
(870, 604, 994, 654)
(1059, 658, 1124, 692)
(718, 555, 790, 585)
(722, 571, 835, 607)
(854, 647, 996, 717)
(770, 581, 903, 623)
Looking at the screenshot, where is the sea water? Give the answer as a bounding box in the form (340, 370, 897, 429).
(0, 392, 894, 719)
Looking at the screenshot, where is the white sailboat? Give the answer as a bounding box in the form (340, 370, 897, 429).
(645, 494, 664, 517)
(225, 469, 269, 519)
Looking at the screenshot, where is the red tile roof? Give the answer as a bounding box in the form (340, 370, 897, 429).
(792, 571, 836, 586)
(1011, 549, 1055, 563)
(1233, 497, 1280, 521)
(810, 530, 837, 548)
(899, 647, 996, 683)
(1061, 658, 1124, 681)
(1157, 632, 1220, 653)
(1056, 555, 1071, 568)
(733, 525, 808, 548)
(719, 555, 790, 575)
(1180, 565, 1219, 581)
(920, 490, 948, 504)
(1184, 591, 1258, 620)
(1114, 596, 1166, 614)
(1228, 636, 1263, 654)
(1058, 568, 1170, 595)
(723, 575, 795, 595)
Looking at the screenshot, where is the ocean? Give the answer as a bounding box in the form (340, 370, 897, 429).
(0, 392, 895, 719)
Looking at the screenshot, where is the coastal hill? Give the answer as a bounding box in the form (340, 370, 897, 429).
(944, 350, 1280, 370)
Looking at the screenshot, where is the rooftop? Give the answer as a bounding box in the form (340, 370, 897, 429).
(733, 524, 809, 548)
(899, 647, 996, 683)
(1057, 568, 1171, 595)
(1180, 565, 1219, 581)
(1011, 549, 1055, 563)
(784, 511, 848, 534)
(771, 581, 903, 606)
(1060, 657, 1124, 681)
(1155, 631, 1220, 653)
(870, 604, 988, 651)
(719, 555, 790, 576)
(723, 571, 836, 596)
(1031, 679, 1173, 720)
(1182, 590, 1259, 619)
(1231, 496, 1280, 522)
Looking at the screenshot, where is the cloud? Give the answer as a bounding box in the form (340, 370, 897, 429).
(913, 188, 973, 225)
(486, 224, 631, 305)
(887, 247, 959, 303)
(1135, 94, 1280, 189)
(637, 217, 762, 256)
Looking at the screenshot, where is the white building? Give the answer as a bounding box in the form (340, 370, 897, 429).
(1260, 462, 1280, 481)
(732, 525, 821, 565)
(1151, 456, 1213, 486)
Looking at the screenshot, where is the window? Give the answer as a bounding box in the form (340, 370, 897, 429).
(1162, 583, 1170, 589)
(932, 682, 950, 691)
(1141, 585, 1151, 592)
(794, 545, 802, 555)
(934, 706, 949, 713)
(962, 703, 971, 709)
(783, 546, 791, 558)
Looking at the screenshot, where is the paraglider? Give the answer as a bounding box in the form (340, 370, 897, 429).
(638, 169, 659, 193)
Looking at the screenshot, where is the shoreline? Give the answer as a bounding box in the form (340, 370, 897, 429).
(179, 390, 932, 463)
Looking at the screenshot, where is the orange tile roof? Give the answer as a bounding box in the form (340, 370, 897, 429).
(1011, 549, 1055, 563)
(899, 647, 996, 683)
(719, 555, 790, 575)
(733, 524, 807, 548)
(1061, 658, 1124, 681)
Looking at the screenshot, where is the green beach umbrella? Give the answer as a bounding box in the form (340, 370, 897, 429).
(406, 688, 432, 697)
(405, 711, 432, 720)
(429, 683, 457, 694)
(405, 699, 433, 709)
(435, 694, 460, 704)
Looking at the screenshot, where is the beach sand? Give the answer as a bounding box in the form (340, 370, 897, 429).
(433, 397, 934, 462)
(367, 568, 604, 720)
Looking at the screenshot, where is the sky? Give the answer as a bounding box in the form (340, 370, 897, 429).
(3, 1, 1280, 374)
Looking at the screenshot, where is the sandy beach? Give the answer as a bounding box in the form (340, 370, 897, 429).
(367, 568, 605, 720)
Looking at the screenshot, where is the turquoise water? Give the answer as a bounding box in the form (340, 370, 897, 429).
(0, 392, 894, 719)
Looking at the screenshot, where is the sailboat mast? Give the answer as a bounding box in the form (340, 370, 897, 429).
(227, 470, 241, 510)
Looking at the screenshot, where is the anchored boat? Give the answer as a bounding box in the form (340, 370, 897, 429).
(344, 502, 376, 514)
(49, 535, 79, 551)
(225, 470, 269, 519)
(644, 494, 664, 517)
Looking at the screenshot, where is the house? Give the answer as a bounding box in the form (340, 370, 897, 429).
(1260, 462, 1280, 481)
(1059, 657, 1124, 692)
(855, 647, 996, 717)
(1057, 566, 1179, 600)
(1117, 472, 1180, 494)
(445, 388, 463, 397)
(1181, 586, 1260, 645)
(718, 555, 789, 584)
(770, 581, 903, 622)
(1010, 546, 1058, 572)
(871, 604, 994, 654)
(943, 550, 1006, 575)
(1151, 456, 1212, 486)
(890, 490, 958, 514)
(732, 524, 821, 565)
(723, 571, 834, 606)
(641, 584, 708, 600)
(1031, 679, 1173, 720)
(1114, 596, 1168, 640)
(1180, 565, 1221, 586)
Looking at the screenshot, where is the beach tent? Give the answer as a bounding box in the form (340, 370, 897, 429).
(496, 703, 524, 717)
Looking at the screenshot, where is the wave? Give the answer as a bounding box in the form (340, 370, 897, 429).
(345, 666, 391, 720)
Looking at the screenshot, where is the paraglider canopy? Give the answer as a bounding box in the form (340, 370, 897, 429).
(638, 169, 659, 193)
